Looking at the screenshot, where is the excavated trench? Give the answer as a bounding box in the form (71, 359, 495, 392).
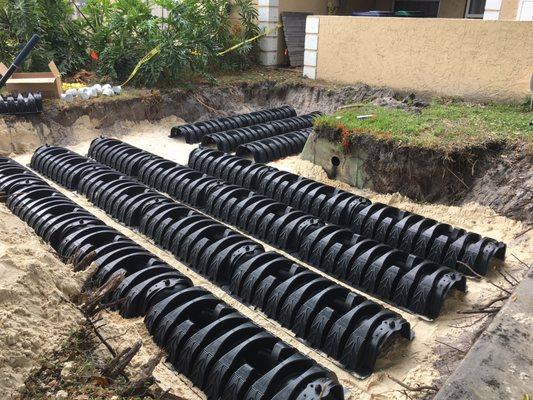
(0, 79, 531, 399)
(1, 80, 530, 223)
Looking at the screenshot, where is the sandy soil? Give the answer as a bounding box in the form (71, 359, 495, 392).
(0, 204, 86, 397)
(3, 115, 532, 399)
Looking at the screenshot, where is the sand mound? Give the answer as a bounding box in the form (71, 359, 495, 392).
(0, 204, 85, 398)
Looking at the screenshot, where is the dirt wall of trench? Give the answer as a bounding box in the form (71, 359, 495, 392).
(0, 80, 393, 156)
(306, 127, 532, 224)
(1, 79, 530, 223)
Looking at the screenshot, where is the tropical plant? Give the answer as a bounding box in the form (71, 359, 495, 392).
(82, 0, 259, 86)
(0, 0, 259, 86)
(0, 0, 88, 75)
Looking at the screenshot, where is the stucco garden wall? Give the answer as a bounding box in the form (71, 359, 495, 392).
(306, 16, 533, 101)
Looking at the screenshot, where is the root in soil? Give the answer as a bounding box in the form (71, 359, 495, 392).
(15, 321, 183, 400)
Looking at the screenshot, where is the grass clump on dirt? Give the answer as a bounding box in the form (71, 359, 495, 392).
(316, 101, 533, 150)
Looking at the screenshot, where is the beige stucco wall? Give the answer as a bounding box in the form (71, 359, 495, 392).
(314, 16, 533, 101)
(500, 0, 521, 19)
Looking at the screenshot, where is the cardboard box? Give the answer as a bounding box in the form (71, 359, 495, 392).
(0, 61, 62, 98)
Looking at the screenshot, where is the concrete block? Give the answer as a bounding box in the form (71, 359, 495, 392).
(305, 33, 318, 50)
(259, 36, 278, 52)
(304, 50, 317, 67)
(303, 66, 316, 79)
(306, 16, 320, 34)
(259, 51, 278, 66)
(483, 10, 500, 19)
(258, 6, 279, 23)
(258, 21, 279, 37)
(484, 0, 502, 10)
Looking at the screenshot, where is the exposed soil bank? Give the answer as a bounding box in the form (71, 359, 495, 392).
(306, 127, 532, 224)
(0, 80, 393, 155)
(1, 77, 530, 223)
(0, 203, 86, 397)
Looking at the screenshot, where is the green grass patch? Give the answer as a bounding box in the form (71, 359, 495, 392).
(316, 101, 533, 150)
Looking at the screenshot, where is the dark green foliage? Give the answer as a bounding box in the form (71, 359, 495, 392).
(0, 0, 88, 75)
(84, 0, 259, 86)
(0, 0, 259, 85)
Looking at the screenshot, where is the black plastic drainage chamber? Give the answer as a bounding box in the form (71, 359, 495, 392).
(30, 144, 414, 378)
(0, 156, 346, 400)
(170, 105, 297, 143)
(84, 137, 466, 321)
(187, 147, 506, 276)
(236, 128, 312, 163)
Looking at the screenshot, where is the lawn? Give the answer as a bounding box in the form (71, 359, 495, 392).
(315, 101, 533, 150)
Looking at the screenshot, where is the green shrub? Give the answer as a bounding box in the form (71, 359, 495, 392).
(0, 0, 258, 86)
(0, 0, 88, 75)
(83, 0, 259, 86)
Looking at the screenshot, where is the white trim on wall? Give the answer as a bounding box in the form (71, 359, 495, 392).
(483, 0, 502, 19)
(518, 0, 533, 19)
(303, 16, 320, 80)
(257, 0, 279, 66)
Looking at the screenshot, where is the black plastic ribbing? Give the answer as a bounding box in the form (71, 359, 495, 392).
(0, 92, 42, 115)
(201, 113, 321, 153)
(30, 145, 413, 378)
(86, 137, 466, 320)
(0, 156, 344, 399)
(170, 105, 296, 143)
(187, 148, 506, 276)
(236, 128, 312, 163)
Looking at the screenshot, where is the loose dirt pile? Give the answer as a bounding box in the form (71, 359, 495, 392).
(0, 184, 204, 399)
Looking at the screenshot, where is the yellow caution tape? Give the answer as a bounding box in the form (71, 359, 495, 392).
(122, 24, 280, 86)
(217, 24, 280, 56)
(122, 45, 162, 86)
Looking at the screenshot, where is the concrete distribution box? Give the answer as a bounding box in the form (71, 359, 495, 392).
(0, 60, 62, 98)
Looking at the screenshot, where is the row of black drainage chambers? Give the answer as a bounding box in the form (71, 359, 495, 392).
(87, 136, 466, 320)
(200, 112, 321, 153)
(0, 92, 43, 115)
(31, 145, 413, 378)
(187, 148, 506, 276)
(0, 156, 345, 400)
(170, 105, 297, 143)
(236, 128, 312, 163)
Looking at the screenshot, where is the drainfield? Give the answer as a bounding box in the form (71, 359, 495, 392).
(0, 78, 531, 399)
